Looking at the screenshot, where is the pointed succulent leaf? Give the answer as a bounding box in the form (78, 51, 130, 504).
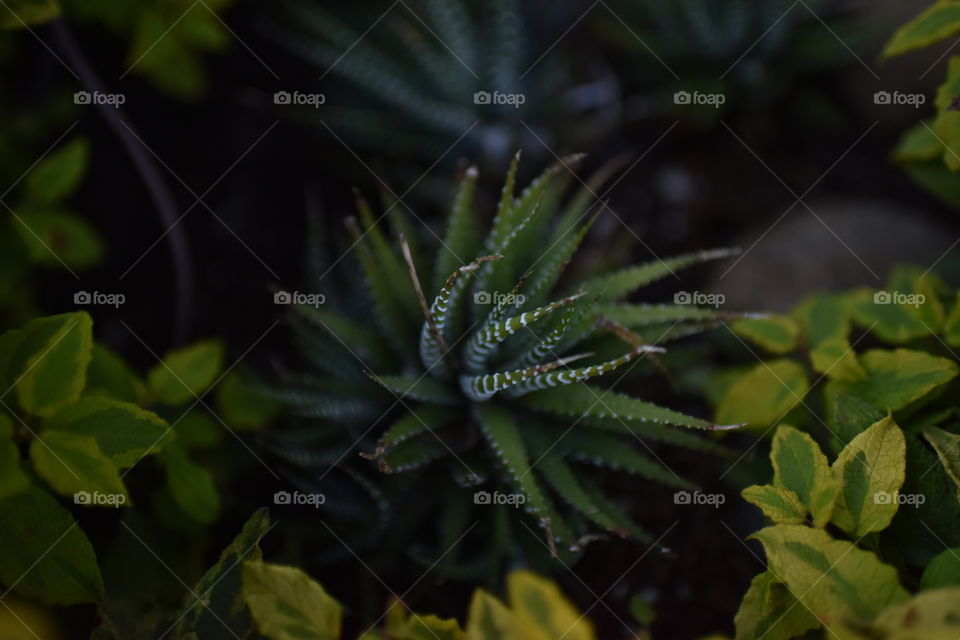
(378, 405, 459, 449)
(520, 214, 598, 310)
(463, 292, 586, 373)
(419, 254, 500, 376)
(474, 404, 549, 518)
(602, 303, 742, 327)
(462, 345, 660, 402)
(578, 248, 738, 301)
(346, 217, 417, 358)
(522, 384, 732, 430)
(557, 429, 692, 488)
(293, 305, 394, 368)
(434, 166, 481, 292)
(382, 438, 448, 474)
(369, 373, 461, 405)
(536, 451, 624, 534)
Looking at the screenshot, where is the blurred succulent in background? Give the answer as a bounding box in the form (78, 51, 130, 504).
(593, 0, 867, 127)
(266, 0, 619, 190)
(263, 155, 745, 579)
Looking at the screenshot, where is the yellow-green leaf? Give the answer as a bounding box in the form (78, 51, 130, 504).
(731, 315, 799, 355)
(795, 294, 864, 382)
(401, 614, 466, 640)
(14, 210, 103, 269)
(507, 570, 595, 640)
(466, 590, 529, 640)
(944, 291, 960, 347)
(770, 425, 839, 527)
(751, 525, 908, 623)
(860, 588, 960, 639)
(923, 426, 960, 494)
(25, 138, 88, 204)
(86, 343, 145, 404)
(826, 349, 958, 414)
(715, 360, 809, 430)
(174, 509, 270, 637)
(733, 571, 819, 640)
(0, 487, 104, 605)
(849, 269, 946, 343)
(831, 394, 886, 447)
(894, 120, 943, 164)
(45, 396, 169, 468)
(933, 57, 960, 171)
(159, 445, 219, 524)
(830, 415, 906, 537)
(884, 2, 960, 57)
(0, 430, 29, 500)
(29, 430, 128, 504)
(14, 312, 93, 417)
(242, 561, 342, 640)
(147, 339, 224, 405)
(0, 0, 60, 29)
(215, 371, 281, 431)
(741, 485, 807, 525)
(922, 549, 960, 590)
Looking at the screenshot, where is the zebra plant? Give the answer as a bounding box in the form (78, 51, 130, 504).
(267, 154, 743, 571)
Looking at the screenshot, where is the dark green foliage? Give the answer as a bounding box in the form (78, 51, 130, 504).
(594, 0, 865, 126)
(267, 156, 743, 574)
(268, 0, 615, 182)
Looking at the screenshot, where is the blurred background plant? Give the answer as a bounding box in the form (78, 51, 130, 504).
(885, 1, 960, 210)
(263, 0, 621, 198)
(593, 0, 870, 131)
(1, 0, 959, 638)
